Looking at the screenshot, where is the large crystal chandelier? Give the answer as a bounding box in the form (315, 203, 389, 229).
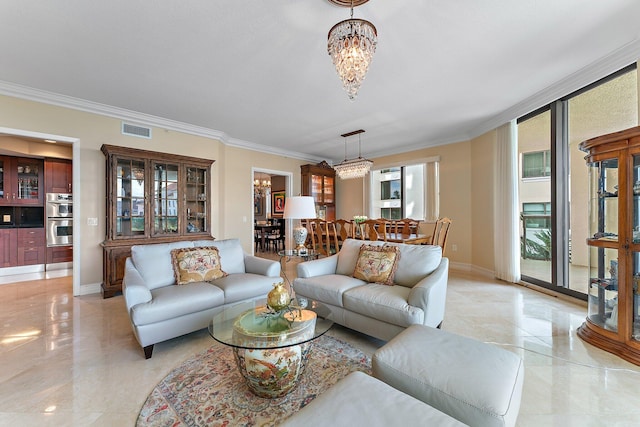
(334, 129, 373, 179)
(327, 0, 377, 101)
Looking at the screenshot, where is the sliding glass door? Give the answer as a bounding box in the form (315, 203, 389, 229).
(518, 66, 638, 296)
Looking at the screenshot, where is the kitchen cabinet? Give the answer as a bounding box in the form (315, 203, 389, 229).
(17, 228, 45, 265)
(101, 145, 215, 298)
(0, 229, 17, 267)
(0, 156, 44, 205)
(301, 161, 336, 221)
(577, 125, 640, 365)
(45, 158, 72, 193)
(47, 245, 73, 264)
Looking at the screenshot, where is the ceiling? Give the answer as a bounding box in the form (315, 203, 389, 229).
(1, 1, 640, 163)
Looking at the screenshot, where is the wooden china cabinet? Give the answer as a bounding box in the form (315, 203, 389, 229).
(301, 161, 336, 221)
(101, 145, 214, 298)
(577, 126, 640, 365)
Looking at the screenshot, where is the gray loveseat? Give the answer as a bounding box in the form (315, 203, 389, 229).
(122, 238, 281, 358)
(293, 238, 448, 341)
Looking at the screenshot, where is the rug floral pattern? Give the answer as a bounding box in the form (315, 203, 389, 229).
(136, 335, 371, 427)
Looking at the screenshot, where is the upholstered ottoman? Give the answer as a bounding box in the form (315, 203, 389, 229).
(372, 324, 524, 427)
(280, 371, 466, 426)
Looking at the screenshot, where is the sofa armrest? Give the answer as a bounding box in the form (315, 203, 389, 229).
(122, 257, 152, 313)
(408, 257, 449, 327)
(297, 254, 339, 278)
(244, 254, 281, 277)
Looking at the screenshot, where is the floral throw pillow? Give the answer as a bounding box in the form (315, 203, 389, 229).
(352, 244, 400, 285)
(170, 246, 227, 285)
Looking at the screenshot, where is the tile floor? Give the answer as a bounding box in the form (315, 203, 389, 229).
(1, 258, 640, 426)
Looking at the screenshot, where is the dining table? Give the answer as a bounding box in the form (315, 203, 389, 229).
(254, 224, 277, 250)
(385, 232, 432, 245)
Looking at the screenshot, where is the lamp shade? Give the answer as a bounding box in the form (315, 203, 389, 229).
(283, 196, 317, 219)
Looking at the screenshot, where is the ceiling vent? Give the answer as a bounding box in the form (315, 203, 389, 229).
(121, 122, 152, 139)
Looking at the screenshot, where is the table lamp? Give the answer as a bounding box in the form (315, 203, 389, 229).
(283, 196, 316, 252)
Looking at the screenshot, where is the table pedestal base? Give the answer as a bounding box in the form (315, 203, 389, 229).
(233, 342, 313, 398)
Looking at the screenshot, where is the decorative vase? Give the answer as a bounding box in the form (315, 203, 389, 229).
(267, 282, 290, 312)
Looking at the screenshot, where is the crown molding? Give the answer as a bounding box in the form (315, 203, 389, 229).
(469, 38, 640, 138)
(0, 81, 325, 164)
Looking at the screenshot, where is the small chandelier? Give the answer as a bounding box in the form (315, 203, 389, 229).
(334, 129, 373, 179)
(253, 173, 271, 196)
(327, 0, 377, 101)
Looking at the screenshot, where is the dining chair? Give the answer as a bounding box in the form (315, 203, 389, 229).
(361, 219, 388, 242)
(309, 219, 330, 256)
(325, 221, 340, 255)
(398, 218, 421, 237)
(335, 219, 355, 247)
(431, 217, 452, 255)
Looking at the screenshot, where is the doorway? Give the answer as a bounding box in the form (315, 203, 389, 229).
(252, 168, 292, 255)
(0, 126, 79, 295)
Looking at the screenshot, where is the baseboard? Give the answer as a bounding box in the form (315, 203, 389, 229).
(79, 282, 102, 296)
(0, 264, 45, 277)
(449, 262, 496, 279)
(470, 265, 495, 279)
(449, 261, 472, 272)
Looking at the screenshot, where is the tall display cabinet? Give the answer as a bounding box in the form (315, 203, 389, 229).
(578, 126, 640, 365)
(101, 145, 214, 298)
(301, 161, 336, 221)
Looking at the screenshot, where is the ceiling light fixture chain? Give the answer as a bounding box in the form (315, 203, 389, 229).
(327, 0, 377, 101)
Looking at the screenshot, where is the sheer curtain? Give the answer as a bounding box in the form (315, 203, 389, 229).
(494, 120, 521, 283)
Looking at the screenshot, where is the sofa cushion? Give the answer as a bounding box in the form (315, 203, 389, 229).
(208, 238, 246, 274)
(131, 282, 225, 326)
(293, 275, 367, 307)
(280, 371, 467, 427)
(171, 246, 227, 285)
(393, 244, 442, 288)
(352, 244, 400, 285)
(343, 283, 424, 326)
(131, 241, 195, 290)
(210, 273, 276, 304)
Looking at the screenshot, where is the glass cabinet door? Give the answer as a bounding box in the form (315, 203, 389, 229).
(116, 158, 146, 237)
(587, 158, 619, 331)
(324, 176, 334, 204)
(632, 154, 640, 341)
(589, 158, 619, 241)
(311, 174, 322, 204)
(0, 157, 9, 203)
(632, 254, 640, 341)
(185, 167, 208, 234)
(153, 162, 179, 235)
(587, 246, 619, 331)
(16, 158, 41, 203)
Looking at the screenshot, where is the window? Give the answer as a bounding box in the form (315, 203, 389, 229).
(522, 150, 551, 178)
(522, 202, 551, 229)
(370, 161, 438, 220)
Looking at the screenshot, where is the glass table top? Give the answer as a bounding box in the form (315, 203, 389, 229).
(277, 249, 319, 259)
(208, 298, 333, 350)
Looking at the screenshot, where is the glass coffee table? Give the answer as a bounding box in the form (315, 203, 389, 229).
(208, 297, 333, 398)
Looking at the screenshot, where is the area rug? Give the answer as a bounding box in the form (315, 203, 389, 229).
(136, 335, 371, 427)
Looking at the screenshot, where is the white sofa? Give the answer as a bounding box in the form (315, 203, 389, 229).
(122, 238, 281, 358)
(293, 238, 448, 341)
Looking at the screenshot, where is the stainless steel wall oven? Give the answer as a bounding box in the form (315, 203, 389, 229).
(46, 193, 73, 247)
